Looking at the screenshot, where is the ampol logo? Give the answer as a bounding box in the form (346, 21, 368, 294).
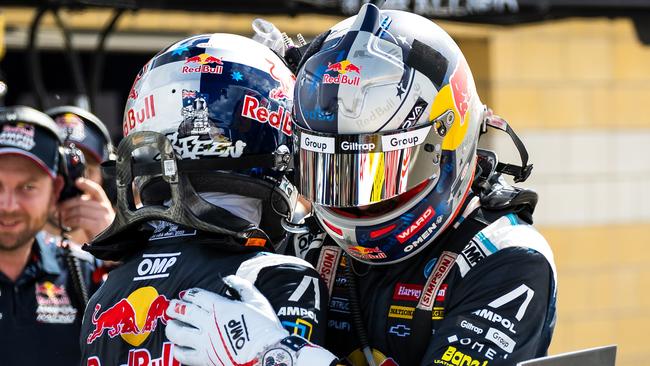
(324, 59, 361, 86)
(86, 286, 171, 346)
(182, 53, 224, 74)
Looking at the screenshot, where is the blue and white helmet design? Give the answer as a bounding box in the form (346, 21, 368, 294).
(293, 4, 485, 264)
(122, 33, 298, 244)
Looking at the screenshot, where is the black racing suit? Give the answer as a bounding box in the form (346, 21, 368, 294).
(289, 190, 557, 366)
(80, 222, 328, 366)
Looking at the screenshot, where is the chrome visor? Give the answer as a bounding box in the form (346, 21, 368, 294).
(295, 118, 450, 207)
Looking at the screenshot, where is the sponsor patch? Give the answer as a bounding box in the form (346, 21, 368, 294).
(432, 307, 445, 320)
(418, 252, 457, 311)
(389, 324, 411, 337)
(282, 319, 314, 341)
(300, 133, 335, 154)
(439, 346, 489, 366)
(388, 305, 415, 320)
(317, 246, 342, 296)
(133, 252, 180, 281)
(0, 123, 36, 151)
(486, 327, 516, 353)
(381, 126, 431, 152)
(35, 281, 77, 324)
(392, 283, 423, 302)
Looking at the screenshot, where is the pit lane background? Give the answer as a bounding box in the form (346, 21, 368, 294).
(1, 3, 649, 365)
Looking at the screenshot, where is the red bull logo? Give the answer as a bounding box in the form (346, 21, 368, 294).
(182, 53, 224, 74)
(348, 246, 387, 260)
(269, 87, 289, 102)
(86, 286, 171, 346)
(324, 59, 361, 86)
(86, 342, 180, 366)
(241, 94, 293, 136)
(450, 59, 471, 125)
(123, 94, 156, 136)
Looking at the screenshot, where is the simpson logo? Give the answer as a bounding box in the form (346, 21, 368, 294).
(388, 305, 415, 320)
(85, 342, 180, 366)
(397, 206, 435, 244)
(393, 283, 423, 302)
(134, 253, 180, 281)
(418, 252, 457, 311)
(439, 346, 488, 366)
(241, 95, 292, 136)
(317, 247, 342, 296)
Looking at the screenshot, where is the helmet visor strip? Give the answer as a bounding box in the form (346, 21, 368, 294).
(295, 121, 445, 207)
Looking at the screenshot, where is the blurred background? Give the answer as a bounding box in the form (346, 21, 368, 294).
(1, 1, 649, 364)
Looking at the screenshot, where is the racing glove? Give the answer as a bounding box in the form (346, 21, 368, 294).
(165, 275, 338, 366)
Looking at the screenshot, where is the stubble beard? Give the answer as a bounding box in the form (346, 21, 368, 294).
(0, 211, 48, 252)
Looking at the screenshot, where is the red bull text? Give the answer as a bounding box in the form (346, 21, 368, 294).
(324, 60, 361, 86)
(182, 53, 224, 74)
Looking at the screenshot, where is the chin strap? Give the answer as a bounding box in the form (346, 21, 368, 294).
(481, 107, 533, 183)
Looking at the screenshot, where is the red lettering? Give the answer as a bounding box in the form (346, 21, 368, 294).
(268, 107, 283, 129)
(257, 107, 268, 122)
(281, 111, 293, 136)
(87, 357, 101, 366)
(397, 206, 434, 243)
(242, 95, 258, 119)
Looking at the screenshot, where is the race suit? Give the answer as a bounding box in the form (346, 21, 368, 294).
(80, 221, 328, 366)
(289, 190, 557, 366)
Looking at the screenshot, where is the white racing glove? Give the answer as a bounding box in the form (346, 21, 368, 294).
(165, 275, 337, 366)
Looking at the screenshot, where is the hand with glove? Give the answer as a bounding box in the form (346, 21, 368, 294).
(165, 275, 337, 366)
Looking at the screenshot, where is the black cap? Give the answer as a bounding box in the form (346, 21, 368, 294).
(0, 106, 62, 178)
(46, 105, 113, 163)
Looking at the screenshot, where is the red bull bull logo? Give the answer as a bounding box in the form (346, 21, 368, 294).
(450, 59, 471, 125)
(86, 286, 171, 346)
(324, 59, 361, 86)
(269, 87, 289, 102)
(348, 245, 387, 260)
(182, 53, 224, 74)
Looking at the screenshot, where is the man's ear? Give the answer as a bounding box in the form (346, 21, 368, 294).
(52, 175, 65, 203)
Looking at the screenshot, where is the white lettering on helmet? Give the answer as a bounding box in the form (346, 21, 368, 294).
(340, 141, 376, 151)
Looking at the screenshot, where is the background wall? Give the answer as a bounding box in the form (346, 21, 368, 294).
(453, 18, 650, 366)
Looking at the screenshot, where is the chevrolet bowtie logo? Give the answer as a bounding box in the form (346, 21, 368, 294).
(389, 324, 411, 337)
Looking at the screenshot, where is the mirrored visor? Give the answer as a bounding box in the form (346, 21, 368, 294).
(295, 122, 445, 207)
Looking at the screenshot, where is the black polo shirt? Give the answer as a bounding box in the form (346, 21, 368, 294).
(0, 231, 96, 366)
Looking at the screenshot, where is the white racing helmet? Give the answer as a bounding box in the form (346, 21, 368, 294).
(293, 4, 484, 264)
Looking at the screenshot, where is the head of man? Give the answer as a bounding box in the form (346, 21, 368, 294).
(46, 106, 114, 185)
(0, 106, 64, 252)
(293, 4, 485, 265)
(89, 33, 299, 259)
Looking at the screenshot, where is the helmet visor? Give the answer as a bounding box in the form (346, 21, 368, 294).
(295, 121, 447, 207)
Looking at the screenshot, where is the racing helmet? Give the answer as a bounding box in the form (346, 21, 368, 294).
(294, 4, 484, 264)
(91, 33, 298, 258)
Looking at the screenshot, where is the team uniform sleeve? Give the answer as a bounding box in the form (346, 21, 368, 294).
(421, 247, 556, 366)
(236, 253, 329, 346)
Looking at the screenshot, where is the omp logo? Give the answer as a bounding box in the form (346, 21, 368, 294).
(226, 316, 250, 352)
(388, 305, 415, 320)
(134, 253, 180, 281)
(439, 346, 488, 366)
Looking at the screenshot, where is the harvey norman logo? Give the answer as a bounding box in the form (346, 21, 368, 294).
(134, 253, 180, 281)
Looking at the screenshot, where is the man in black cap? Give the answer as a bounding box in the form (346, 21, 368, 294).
(44, 106, 116, 245)
(0, 105, 98, 366)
